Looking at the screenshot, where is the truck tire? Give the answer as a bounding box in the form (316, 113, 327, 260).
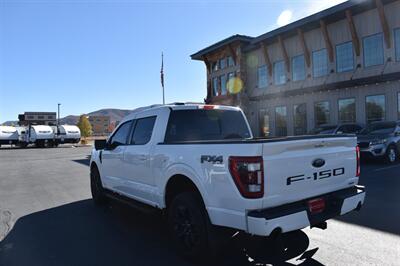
(385, 145, 398, 164)
(167, 191, 212, 260)
(90, 166, 108, 205)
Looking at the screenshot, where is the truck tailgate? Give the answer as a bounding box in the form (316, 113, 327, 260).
(261, 137, 358, 209)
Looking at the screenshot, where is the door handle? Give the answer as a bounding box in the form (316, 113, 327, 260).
(138, 155, 147, 161)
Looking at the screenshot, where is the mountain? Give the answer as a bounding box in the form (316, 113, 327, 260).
(60, 108, 133, 125)
(1, 121, 19, 126)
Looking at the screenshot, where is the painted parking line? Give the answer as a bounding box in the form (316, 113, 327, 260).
(373, 164, 400, 172)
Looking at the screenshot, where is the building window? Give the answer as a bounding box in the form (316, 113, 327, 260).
(27, 115, 34, 119)
(257, 65, 268, 88)
(366, 95, 385, 123)
(293, 103, 307, 135)
(259, 109, 270, 137)
(212, 62, 218, 72)
(312, 49, 328, 78)
(220, 75, 227, 95)
(212, 77, 219, 96)
(228, 72, 235, 81)
(363, 33, 384, 67)
(395, 28, 400, 62)
(292, 55, 305, 81)
(275, 106, 287, 137)
(398, 92, 400, 119)
(338, 98, 356, 123)
(227, 56, 235, 67)
(48, 116, 54, 119)
(38, 116, 44, 119)
(314, 101, 330, 126)
(336, 42, 354, 72)
(274, 61, 286, 85)
(219, 58, 226, 69)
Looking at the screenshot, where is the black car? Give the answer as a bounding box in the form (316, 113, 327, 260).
(310, 123, 364, 135)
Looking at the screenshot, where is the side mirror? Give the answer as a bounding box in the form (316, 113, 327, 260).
(94, 139, 107, 150)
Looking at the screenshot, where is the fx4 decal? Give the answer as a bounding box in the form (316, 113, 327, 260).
(201, 155, 223, 164)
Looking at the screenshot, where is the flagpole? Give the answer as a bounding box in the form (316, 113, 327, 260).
(161, 52, 165, 105)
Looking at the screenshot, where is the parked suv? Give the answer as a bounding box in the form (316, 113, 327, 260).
(357, 121, 400, 164)
(310, 123, 364, 135)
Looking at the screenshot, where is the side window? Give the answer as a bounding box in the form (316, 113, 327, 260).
(131, 116, 156, 145)
(110, 121, 132, 146)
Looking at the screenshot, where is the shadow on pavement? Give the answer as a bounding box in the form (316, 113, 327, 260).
(72, 155, 91, 167)
(0, 199, 323, 266)
(335, 161, 400, 235)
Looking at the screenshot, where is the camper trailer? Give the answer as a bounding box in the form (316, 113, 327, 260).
(0, 126, 19, 147)
(54, 125, 81, 146)
(26, 125, 55, 147)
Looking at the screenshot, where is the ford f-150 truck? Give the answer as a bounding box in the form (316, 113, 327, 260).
(90, 103, 365, 258)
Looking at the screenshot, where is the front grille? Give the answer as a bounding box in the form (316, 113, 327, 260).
(358, 142, 370, 149)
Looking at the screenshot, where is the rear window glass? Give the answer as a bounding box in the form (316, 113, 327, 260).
(164, 109, 251, 142)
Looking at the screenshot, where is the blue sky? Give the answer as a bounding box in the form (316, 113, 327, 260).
(0, 0, 345, 123)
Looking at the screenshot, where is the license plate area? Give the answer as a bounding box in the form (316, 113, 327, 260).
(308, 198, 325, 214)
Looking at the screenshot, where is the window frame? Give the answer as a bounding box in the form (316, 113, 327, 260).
(314, 100, 331, 126)
(338, 97, 356, 124)
(362, 32, 384, 68)
(129, 116, 157, 145)
(312, 48, 328, 78)
(336, 41, 354, 73)
(273, 60, 286, 85)
(293, 103, 307, 135)
(397, 92, 400, 120)
(395, 28, 400, 62)
(291, 54, 306, 82)
(257, 64, 268, 88)
(365, 94, 386, 124)
(109, 120, 134, 146)
(274, 106, 288, 137)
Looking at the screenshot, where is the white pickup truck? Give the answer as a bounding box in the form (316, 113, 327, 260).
(90, 103, 365, 258)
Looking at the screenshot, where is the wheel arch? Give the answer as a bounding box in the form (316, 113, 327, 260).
(164, 174, 207, 211)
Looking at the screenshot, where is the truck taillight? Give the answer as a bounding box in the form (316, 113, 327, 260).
(229, 156, 264, 198)
(356, 146, 360, 177)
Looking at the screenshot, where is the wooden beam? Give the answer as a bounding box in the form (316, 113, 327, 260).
(345, 10, 360, 56)
(375, 0, 391, 49)
(227, 44, 237, 65)
(202, 56, 212, 100)
(260, 42, 272, 76)
(278, 36, 290, 73)
(320, 19, 334, 62)
(297, 28, 310, 67)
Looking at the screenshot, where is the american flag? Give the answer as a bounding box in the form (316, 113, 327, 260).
(160, 52, 164, 88)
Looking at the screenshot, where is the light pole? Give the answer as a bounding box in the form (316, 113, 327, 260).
(57, 103, 61, 126)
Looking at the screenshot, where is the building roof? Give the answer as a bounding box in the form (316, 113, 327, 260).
(191, 0, 396, 58)
(190, 34, 253, 60)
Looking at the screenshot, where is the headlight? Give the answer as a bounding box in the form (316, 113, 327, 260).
(370, 139, 387, 145)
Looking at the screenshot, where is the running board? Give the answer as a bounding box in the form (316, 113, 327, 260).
(104, 189, 160, 215)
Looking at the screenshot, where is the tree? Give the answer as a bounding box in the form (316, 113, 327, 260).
(77, 115, 92, 139)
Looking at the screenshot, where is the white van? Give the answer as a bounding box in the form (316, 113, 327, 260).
(55, 125, 81, 145)
(28, 125, 55, 147)
(0, 126, 19, 147)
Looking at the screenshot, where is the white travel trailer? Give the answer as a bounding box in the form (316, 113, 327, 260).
(0, 126, 19, 147)
(55, 125, 81, 145)
(26, 125, 55, 147)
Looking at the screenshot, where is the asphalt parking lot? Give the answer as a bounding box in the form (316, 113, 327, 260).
(0, 146, 399, 265)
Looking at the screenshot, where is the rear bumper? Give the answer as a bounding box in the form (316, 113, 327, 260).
(246, 186, 366, 236)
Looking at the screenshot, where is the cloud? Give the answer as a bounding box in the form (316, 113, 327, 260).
(276, 9, 293, 27)
(299, 0, 348, 19)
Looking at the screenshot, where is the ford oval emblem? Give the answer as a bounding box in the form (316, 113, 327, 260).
(312, 158, 325, 168)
